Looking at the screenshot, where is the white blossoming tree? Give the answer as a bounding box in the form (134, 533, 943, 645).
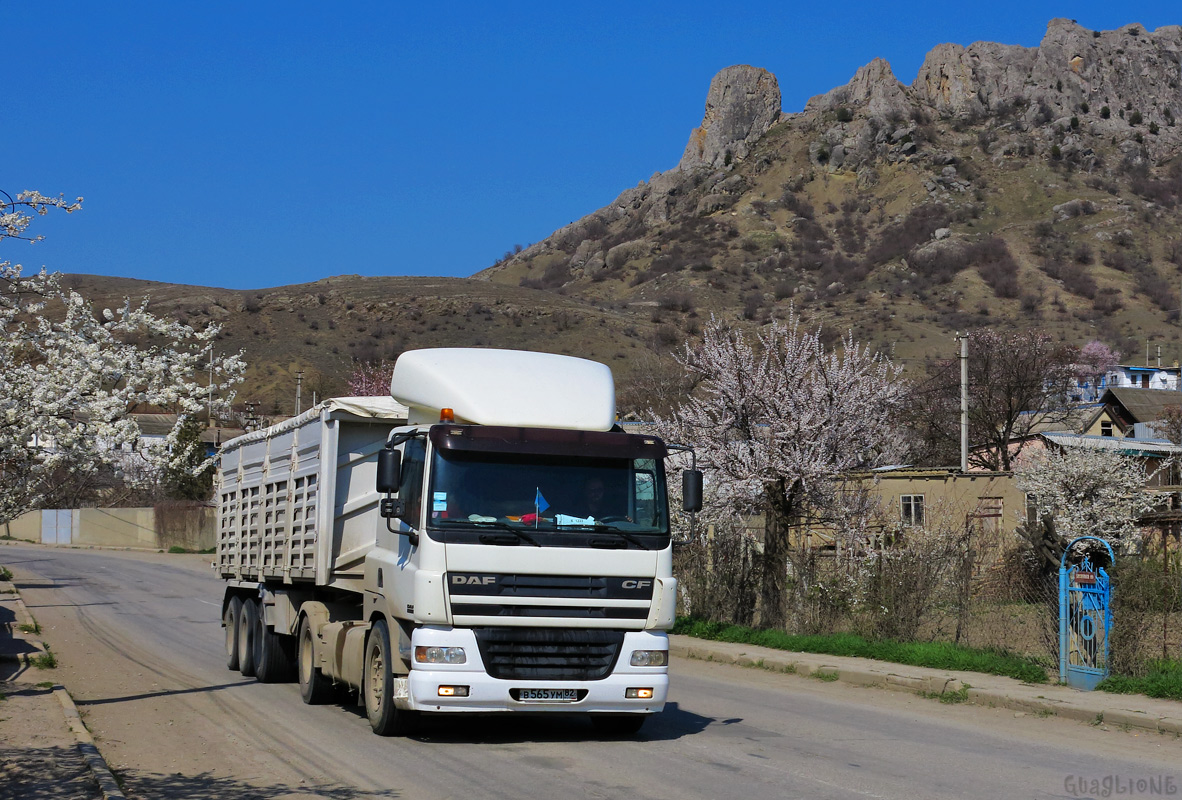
(1014, 445, 1159, 556)
(655, 313, 907, 629)
(1, 190, 246, 522)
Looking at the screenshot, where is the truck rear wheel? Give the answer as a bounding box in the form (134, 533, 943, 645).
(237, 598, 259, 677)
(224, 597, 242, 671)
(364, 619, 417, 736)
(297, 615, 334, 704)
(253, 607, 295, 684)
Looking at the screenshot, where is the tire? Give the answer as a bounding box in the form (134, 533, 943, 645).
(363, 619, 417, 736)
(253, 604, 295, 684)
(238, 598, 259, 678)
(297, 615, 335, 704)
(224, 596, 242, 671)
(591, 714, 648, 736)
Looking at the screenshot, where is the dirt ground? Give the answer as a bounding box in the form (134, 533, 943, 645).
(0, 679, 101, 800)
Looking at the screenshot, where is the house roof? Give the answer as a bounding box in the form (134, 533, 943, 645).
(1041, 431, 1182, 457)
(1100, 387, 1182, 424)
(126, 413, 178, 437)
(1017, 403, 1105, 435)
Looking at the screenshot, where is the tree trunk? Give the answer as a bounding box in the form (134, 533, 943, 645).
(759, 481, 793, 630)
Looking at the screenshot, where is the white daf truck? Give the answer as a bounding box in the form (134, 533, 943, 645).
(217, 348, 701, 736)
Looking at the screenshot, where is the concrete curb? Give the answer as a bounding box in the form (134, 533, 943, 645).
(55, 686, 127, 800)
(2, 568, 126, 799)
(669, 638, 1182, 738)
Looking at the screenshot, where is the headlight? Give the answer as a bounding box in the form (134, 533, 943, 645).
(415, 645, 467, 664)
(630, 649, 668, 667)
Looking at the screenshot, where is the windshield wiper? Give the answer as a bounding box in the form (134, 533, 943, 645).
(434, 518, 541, 546)
(558, 522, 651, 550)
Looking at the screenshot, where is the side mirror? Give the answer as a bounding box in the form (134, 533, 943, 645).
(682, 469, 703, 513)
(376, 447, 401, 494)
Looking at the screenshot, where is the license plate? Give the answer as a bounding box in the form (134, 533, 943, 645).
(515, 688, 579, 703)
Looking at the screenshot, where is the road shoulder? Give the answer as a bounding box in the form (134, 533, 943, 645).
(670, 634, 1182, 737)
(2, 565, 123, 800)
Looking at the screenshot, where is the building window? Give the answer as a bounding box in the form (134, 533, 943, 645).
(901, 495, 924, 526)
(1101, 421, 1114, 437)
(1025, 494, 1039, 527)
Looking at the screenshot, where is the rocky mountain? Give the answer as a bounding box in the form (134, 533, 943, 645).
(478, 19, 1182, 375)
(67, 19, 1182, 414)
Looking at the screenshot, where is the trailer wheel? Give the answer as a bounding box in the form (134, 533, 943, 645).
(253, 607, 295, 684)
(591, 714, 648, 736)
(297, 615, 334, 704)
(364, 619, 417, 736)
(237, 598, 259, 678)
(224, 596, 243, 671)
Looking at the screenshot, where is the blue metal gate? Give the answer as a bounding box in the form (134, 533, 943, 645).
(1059, 536, 1115, 691)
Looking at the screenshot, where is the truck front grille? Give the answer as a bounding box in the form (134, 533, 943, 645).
(473, 627, 625, 681)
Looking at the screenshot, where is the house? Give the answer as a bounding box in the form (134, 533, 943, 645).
(1098, 387, 1182, 438)
(1072, 363, 1180, 403)
(858, 466, 1027, 562)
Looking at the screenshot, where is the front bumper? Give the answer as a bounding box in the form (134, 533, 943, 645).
(400, 627, 669, 714)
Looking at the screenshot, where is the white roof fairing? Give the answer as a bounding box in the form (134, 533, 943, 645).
(390, 348, 616, 431)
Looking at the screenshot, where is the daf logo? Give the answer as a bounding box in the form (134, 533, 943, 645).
(452, 575, 497, 585)
(622, 580, 652, 590)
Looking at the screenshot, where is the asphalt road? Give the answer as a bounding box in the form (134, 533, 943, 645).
(4, 542, 1181, 800)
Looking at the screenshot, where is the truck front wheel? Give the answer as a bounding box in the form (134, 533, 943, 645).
(364, 619, 417, 736)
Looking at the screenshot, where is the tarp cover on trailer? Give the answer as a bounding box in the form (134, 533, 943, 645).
(220, 396, 409, 452)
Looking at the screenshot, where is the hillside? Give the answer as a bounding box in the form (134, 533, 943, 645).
(479, 19, 1182, 372)
(60, 273, 669, 415)
(66, 19, 1182, 414)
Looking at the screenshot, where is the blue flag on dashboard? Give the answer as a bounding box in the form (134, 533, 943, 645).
(535, 488, 550, 514)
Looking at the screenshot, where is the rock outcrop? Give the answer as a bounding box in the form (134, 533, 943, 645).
(807, 58, 910, 119)
(913, 41, 1036, 116)
(679, 65, 781, 170)
(913, 19, 1182, 126)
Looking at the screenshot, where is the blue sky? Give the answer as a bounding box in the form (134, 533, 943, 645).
(5, 2, 1178, 290)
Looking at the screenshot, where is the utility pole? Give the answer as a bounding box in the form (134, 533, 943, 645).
(295, 370, 304, 416)
(207, 348, 214, 425)
(958, 332, 969, 473)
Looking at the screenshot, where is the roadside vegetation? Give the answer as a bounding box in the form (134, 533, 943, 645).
(673, 617, 1048, 683)
(1097, 660, 1182, 702)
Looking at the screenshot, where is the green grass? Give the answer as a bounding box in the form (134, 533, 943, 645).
(812, 669, 839, 682)
(671, 617, 1049, 684)
(0, 566, 12, 582)
(30, 647, 57, 670)
(1097, 661, 1182, 702)
(17, 621, 40, 635)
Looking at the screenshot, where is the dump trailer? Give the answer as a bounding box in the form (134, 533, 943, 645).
(217, 348, 701, 736)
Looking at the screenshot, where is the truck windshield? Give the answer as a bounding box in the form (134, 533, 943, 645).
(426, 449, 669, 548)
